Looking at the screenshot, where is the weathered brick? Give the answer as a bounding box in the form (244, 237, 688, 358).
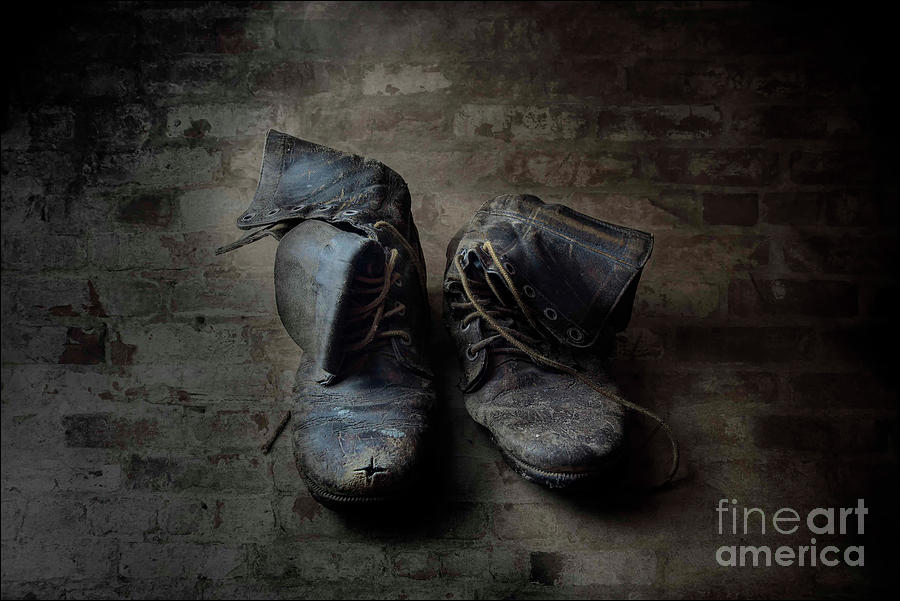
(532, 550, 658, 586)
(731, 105, 854, 140)
(362, 64, 453, 96)
(703, 192, 759, 226)
(823, 189, 893, 226)
(761, 191, 823, 225)
(1, 539, 114, 582)
(454, 104, 587, 142)
(0, 454, 121, 494)
(246, 60, 346, 98)
(59, 326, 107, 365)
(449, 58, 623, 99)
(8, 278, 104, 325)
(85, 496, 158, 538)
(171, 276, 275, 317)
(88, 231, 227, 270)
(598, 105, 722, 141)
(166, 104, 276, 139)
(1, 234, 87, 271)
(124, 454, 269, 493)
(648, 233, 769, 275)
(788, 373, 895, 410)
(784, 235, 897, 274)
(790, 150, 874, 185)
(670, 327, 815, 363)
(629, 59, 736, 101)
(862, 283, 898, 319)
(28, 106, 76, 148)
(119, 542, 244, 580)
(616, 369, 779, 406)
(114, 188, 176, 227)
(286, 101, 450, 144)
(141, 56, 249, 100)
(728, 278, 858, 317)
(63, 413, 160, 449)
(504, 151, 636, 186)
(213, 15, 274, 54)
(178, 186, 254, 231)
(818, 326, 896, 368)
(162, 496, 274, 542)
(635, 278, 720, 319)
(563, 189, 701, 230)
(251, 542, 390, 581)
(86, 104, 155, 149)
(752, 415, 893, 453)
(493, 503, 560, 540)
(654, 149, 779, 186)
(96, 148, 222, 187)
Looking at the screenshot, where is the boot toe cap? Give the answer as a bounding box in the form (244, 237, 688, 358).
(292, 398, 431, 502)
(470, 381, 625, 480)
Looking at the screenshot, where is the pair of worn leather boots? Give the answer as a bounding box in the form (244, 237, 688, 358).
(218, 131, 677, 507)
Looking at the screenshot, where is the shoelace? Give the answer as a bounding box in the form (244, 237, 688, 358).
(452, 240, 680, 485)
(342, 220, 423, 354)
(263, 220, 423, 454)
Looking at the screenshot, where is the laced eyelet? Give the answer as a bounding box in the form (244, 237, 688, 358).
(394, 277, 403, 288)
(567, 327, 584, 342)
(240, 213, 254, 222)
(266, 207, 281, 216)
(399, 333, 412, 346)
(544, 307, 558, 320)
(460, 321, 470, 332)
(396, 302, 406, 316)
(465, 345, 478, 361)
(523, 285, 536, 298)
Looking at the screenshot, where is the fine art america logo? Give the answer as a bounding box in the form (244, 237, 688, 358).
(715, 498, 867, 567)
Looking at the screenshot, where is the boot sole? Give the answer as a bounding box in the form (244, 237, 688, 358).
(303, 473, 399, 509)
(492, 435, 624, 489)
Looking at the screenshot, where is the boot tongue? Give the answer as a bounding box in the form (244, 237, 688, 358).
(274, 220, 383, 381)
(314, 232, 384, 378)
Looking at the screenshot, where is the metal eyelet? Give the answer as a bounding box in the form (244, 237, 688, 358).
(240, 213, 254, 222)
(266, 208, 281, 216)
(394, 277, 403, 288)
(523, 285, 536, 298)
(343, 209, 358, 216)
(289, 205, 303, 213)
(503, 261, 516, 275)
(465, 346, 478, 361)
(396, 302, 406, 316)
(399, 333, 412, 346)
(460, 321, 470, 332)
(544, 307, 558, 320)
(567, 327, 584, 342)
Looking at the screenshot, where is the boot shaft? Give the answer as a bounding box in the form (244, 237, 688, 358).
(444, 194, 653, 392)
(446, 194, 653, 345)
(219, 130, 432, 381)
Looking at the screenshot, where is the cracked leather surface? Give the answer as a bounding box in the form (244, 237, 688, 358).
(443, 194, 652, 487)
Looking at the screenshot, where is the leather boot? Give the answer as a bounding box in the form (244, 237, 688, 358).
(442, 194, 677, 488)
(219, 130, 434, 506)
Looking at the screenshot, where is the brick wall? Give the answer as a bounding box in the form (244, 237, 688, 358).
(1, 2, 896, 598)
